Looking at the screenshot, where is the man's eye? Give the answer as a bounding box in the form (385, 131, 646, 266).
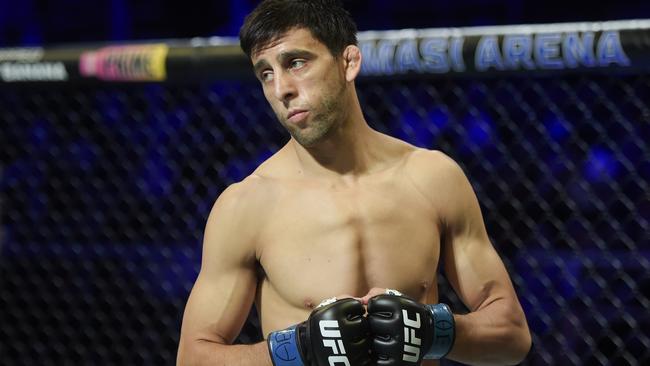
(290, 60, 306, 69)
(260, 71, 274, 82)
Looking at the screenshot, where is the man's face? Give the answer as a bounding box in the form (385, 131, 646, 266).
(251, 28, 347, 147)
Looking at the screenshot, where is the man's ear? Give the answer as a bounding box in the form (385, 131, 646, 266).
(342, 45, 362, 82)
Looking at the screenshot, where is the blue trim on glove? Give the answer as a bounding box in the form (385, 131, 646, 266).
(424, 303, 456, 359)
(267, 325, 305, 366)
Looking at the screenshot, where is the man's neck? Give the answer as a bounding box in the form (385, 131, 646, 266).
(289, 112, 387, 179)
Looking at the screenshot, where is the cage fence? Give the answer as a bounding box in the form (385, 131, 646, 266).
(1, 21, 650, 365)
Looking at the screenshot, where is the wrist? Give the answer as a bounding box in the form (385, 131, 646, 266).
(267, 325, 306, 366)
(424, 303, 456, 359)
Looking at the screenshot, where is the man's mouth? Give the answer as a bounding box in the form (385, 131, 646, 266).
(287, 109, 309, 124)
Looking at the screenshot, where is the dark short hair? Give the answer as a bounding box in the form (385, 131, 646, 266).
(239, 0, 358, 59)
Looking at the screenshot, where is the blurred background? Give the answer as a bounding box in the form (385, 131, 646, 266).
(1, 0, 650, 365)
(1, 0, 650, 46)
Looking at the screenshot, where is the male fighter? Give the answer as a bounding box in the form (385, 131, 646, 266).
(177, 1, 531, 365)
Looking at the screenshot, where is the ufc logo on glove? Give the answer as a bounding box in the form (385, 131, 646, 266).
(402, 310, 423, 362)
(267, 298, 370, 366)
(267, 295, 455, 366)
(319, 320, 350, 366)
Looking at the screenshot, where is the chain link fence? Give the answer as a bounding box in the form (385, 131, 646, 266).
(2, 66, 650, 364)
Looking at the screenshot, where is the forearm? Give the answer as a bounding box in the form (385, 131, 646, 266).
(446, 299, 531, 366)
(177, 339, 273, 366)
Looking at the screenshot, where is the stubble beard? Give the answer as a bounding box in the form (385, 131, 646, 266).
(279, 83, 346, 148)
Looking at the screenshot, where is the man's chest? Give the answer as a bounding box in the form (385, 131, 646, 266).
(257, 179, 441, 304)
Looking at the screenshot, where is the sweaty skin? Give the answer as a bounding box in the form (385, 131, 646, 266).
(177, 28, 530, 366)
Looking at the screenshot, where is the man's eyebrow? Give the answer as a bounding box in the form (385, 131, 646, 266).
(277, 49, 316, 63)
(253, 59, 271, 74)
(253, 49, 316, 73)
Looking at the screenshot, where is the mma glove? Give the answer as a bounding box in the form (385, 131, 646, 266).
(367, 294, 455, 365)
(267, 298, 372, 366)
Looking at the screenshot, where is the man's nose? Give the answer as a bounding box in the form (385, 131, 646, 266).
(273, 71, 297, 104)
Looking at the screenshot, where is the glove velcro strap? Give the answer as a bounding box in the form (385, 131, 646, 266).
(267, 325, 305, 366)
(424, 303, 456, 359)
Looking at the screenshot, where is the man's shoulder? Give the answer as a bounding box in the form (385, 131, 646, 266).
(401, 148, 468, 199)
(215, 151, 295, 215)
(217, 145, 290, 201)
(401, 149, 477, 219)
(215, 174, 276, 212)
(250, 143, 296, 179)
(404, 148, 462, 177)
(202, 178, 268, 263)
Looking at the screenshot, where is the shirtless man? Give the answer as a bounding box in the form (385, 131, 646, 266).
(177, 1, 531, 365)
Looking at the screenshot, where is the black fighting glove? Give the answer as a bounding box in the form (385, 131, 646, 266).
(268, 298, 372, 366)
(368, 294, 455, 365)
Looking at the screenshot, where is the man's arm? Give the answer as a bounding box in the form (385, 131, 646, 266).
(410, 150, 531, 365)
(177, 181, 272, 366)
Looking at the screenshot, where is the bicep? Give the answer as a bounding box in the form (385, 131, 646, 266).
(443, 230, 515, 312)
(180, 262, 258, 344)
(438, 159, 517, 311)
(179, 184, 260, 346)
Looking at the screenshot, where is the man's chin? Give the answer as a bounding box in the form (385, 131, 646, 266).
(291, 135, 320, 148)
(285, 120, 334, 147)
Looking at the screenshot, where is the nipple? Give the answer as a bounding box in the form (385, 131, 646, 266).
(421, 281, 429, 292)
(304, 299, 315, 309)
